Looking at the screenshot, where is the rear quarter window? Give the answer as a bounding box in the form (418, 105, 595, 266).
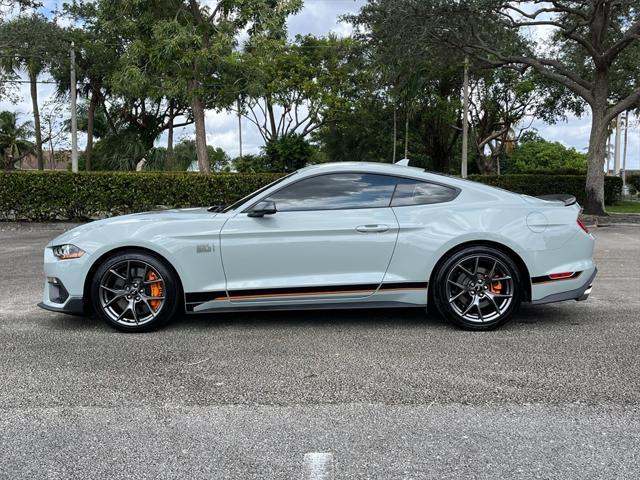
(391, 180, 459, 206)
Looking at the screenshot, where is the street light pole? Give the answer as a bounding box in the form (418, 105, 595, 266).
(461, 56, 469, 178)
(70, 42, 78, 173)
(614, 113, 621, 175)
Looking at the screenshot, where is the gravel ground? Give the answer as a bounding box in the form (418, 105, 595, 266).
(0, 224, 639, 479)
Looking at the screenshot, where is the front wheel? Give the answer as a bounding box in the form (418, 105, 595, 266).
(432, 246, 522, 331)
(91, 251, 181, 332)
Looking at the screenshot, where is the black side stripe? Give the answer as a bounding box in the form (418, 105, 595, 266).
(531, 272, 582, 284)
(185, 281, 429, 310)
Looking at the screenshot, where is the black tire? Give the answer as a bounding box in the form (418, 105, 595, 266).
(91, 250, 181, 332)
(432, 245, 522, 331)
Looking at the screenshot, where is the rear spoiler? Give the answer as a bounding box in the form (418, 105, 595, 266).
(536, 194, 577, 206)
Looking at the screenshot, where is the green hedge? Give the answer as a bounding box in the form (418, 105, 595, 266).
(468, 174, 622, 206)
(0, 171, 623, 221)
(627, 173, 640, 194)
(0, 171, 282, 221)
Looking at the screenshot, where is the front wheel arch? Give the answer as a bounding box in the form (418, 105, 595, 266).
(83, 246, 184, 315)
(428, 240, 531, 305)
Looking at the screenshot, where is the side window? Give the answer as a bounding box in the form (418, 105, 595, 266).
(391, 180, 458, 206)
(264, 173, 398, 211)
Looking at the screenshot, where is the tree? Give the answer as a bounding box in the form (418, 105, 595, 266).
(505, 138, 587, 174)
(0, 111, 33, 170)
(238, 34, 357, 144)
(422, 0, 639, 214)
(0, 15, 65, 170)
(98, 0, 301, 173)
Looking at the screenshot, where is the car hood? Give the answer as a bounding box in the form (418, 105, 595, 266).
(47, 207, 221, 247)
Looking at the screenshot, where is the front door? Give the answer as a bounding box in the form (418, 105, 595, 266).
(220, 173, 401, 302)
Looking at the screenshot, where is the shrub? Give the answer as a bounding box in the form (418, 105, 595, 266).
(468, 174, 622, 206)
(0, 171, 282, 221)
(626, 173, 640, 194)
(0, 171, 623, 222)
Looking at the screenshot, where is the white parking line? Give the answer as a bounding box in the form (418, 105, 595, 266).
(303, 452, 334, 480)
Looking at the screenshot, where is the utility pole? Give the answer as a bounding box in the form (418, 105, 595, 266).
(404, 106, 409, 159)
(237, 97, 243, 160)
(461, 56, 469, 178)
(622, 111, 629, 194)
(392, 106, 397, 163)
(70, 42, 78, 173)
(613, 113, 622, 175)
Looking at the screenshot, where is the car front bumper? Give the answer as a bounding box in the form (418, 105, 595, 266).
(38, 247, 91, 316)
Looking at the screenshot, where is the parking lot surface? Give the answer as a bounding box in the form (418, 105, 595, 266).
(1, 224, 639, 479)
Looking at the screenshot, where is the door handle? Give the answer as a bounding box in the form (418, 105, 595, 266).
(356, 224, 390, 233)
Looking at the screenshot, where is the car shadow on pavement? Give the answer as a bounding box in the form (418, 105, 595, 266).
(43, 303, 579, 332)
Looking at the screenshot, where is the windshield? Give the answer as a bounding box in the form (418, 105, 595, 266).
(221, 172, 297, 213)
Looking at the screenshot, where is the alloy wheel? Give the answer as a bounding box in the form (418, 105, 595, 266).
(445, 254, 515, 323)
(98, 260, 165, 327)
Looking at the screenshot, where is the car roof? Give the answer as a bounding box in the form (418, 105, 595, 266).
(297, 161, 429, 178)
(294, 162, 521, 200)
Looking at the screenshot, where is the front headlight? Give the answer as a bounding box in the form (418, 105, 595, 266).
(51, 244, 86, 260)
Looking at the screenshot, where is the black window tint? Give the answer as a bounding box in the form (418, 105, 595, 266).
(391, 180, 457, 206)
(266, 173, 397, 211)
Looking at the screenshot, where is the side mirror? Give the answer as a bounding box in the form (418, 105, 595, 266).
(247, 200, 277, 217)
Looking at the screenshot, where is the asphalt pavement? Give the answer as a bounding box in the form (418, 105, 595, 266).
(0, 224, 639, 479)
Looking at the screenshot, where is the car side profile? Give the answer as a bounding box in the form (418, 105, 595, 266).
(39, 162, 597, 332)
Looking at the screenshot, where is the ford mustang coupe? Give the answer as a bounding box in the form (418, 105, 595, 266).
(39, 162, 596, 332)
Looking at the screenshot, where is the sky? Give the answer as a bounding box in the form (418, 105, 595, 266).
(1, 0, 638, 170)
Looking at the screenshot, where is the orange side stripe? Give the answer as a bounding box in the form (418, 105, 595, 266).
(215, 286, 426, 301)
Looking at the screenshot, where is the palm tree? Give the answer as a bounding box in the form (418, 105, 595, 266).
(0, 111, 34, 170)
(0, 14, 65, 169)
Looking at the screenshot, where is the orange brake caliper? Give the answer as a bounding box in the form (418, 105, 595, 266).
(489, 275, 503, 294)
(146, 271, 163, 311)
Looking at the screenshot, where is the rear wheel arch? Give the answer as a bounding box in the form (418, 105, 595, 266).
(83, 246, 184, 314)
(428, 240, 531, 303)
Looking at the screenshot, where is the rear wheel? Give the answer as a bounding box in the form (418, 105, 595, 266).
(433, 246, 522, 330)
(91, 251, 180, 332)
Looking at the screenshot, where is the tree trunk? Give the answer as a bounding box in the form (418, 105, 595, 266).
(266, 97, 277, 141)
(85, 89, 98, 171)
(167, 100, 175, 171)
(191, 94, 210, 174)
(29, 70, 43, 170)
(584, 104, 608, 215)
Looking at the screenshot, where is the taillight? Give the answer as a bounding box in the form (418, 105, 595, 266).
(549, 272, 574, 279)
(577, 218, 589, 234)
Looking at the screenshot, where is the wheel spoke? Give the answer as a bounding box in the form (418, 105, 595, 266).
(448, 279, 467, 289)
(486, 294, 501, 315)
(144, 296, 164, 300)
(449, 290, 467, 303)
(488, 260, 497, 279)
(131, 303, 139, 325)
(144, 278, 163, 285)
(116, 304, 131, 322)
(461, 298, 476, 316)
(141, 298, 158, 318)
(101, 285, 121, 294)
(476, 304, 484, 322)
(491, 293, 513, 298)
(491, 276, 511, 282)
(458, 264, 474, 277)
(473, 256, 480, 275)
(109, 268, 127, 282)
(104, 293, 126, 308)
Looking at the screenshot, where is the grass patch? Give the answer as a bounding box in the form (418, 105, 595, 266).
(607, 200, 640, 214)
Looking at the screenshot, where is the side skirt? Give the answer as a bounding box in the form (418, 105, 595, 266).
(185, 300, 426, 315)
